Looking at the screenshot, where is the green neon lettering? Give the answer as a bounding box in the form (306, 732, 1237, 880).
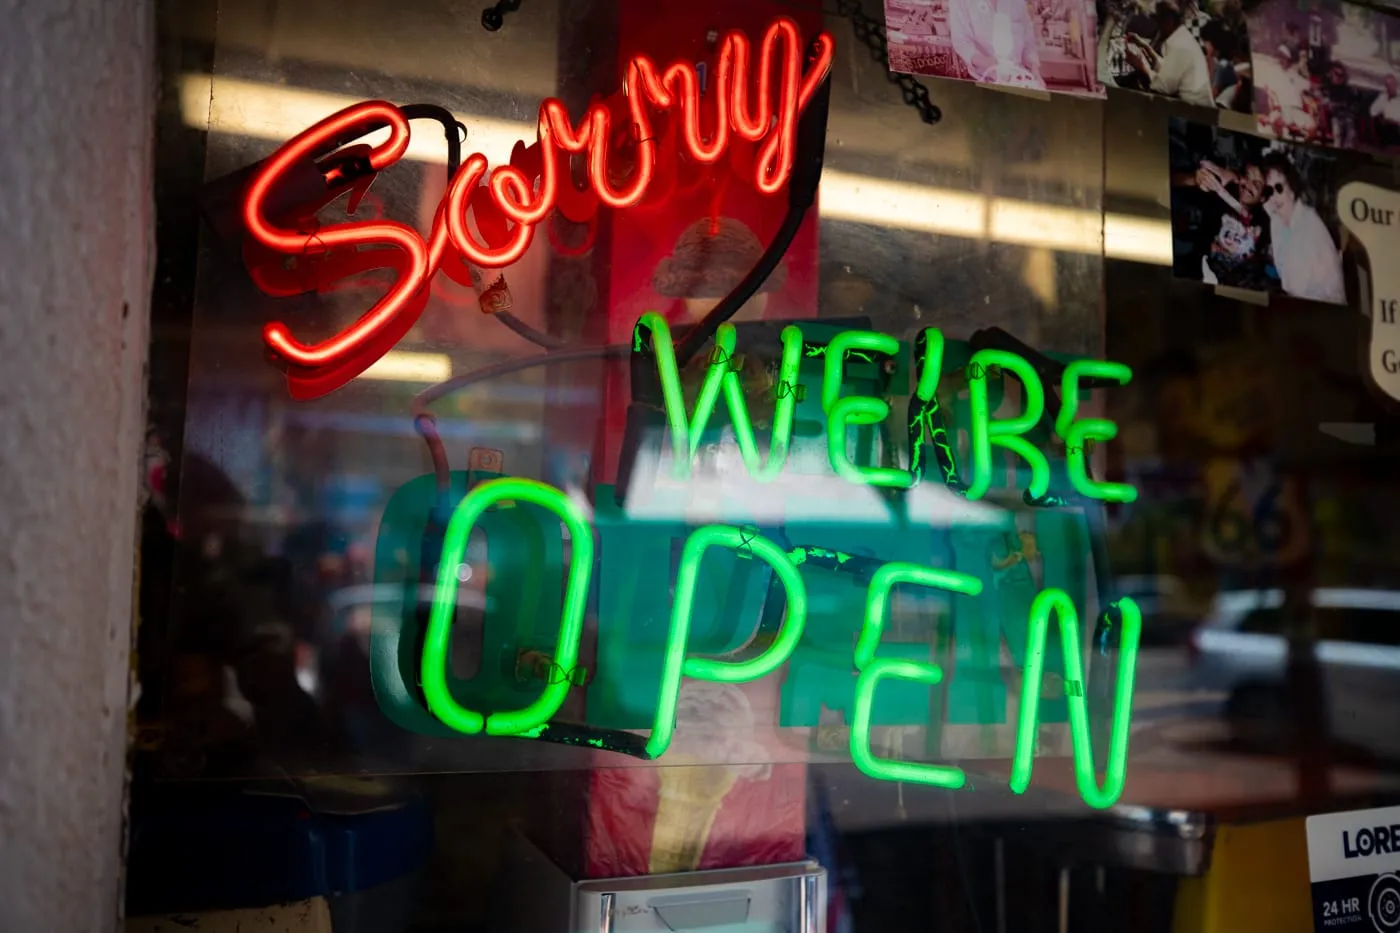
(828, 397, 913, 488)
(851, 659, 960, 786)
(908, 328, 967, 491)
(1056, 360, 1137, 503)
(727, 324, 803, 481)
(849, 563, 981, 788)
(1009, 590, 1141, 808)
(913, 328, 945, 402)
(422, 478, 594, 736)
(965, 349, 1050, 501)
(647, 524, 808, 759)
(636, 312, 727, 477)
(821, 330, 899, 423)
(855, 563, 982, 669)
(639, 313, 800, 481)
(821, 330, 907, 486)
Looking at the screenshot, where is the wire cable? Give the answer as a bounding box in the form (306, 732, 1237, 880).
(411, 344, 629, 421)
(673, 65, 832, 367)
(399, 104, 466, 179)
(493, 310, 568, 350)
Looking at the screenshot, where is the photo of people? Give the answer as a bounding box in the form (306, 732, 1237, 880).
(885, 0, 1102, 95)
(1247, 0, 1400, 156)
(1098, 0, 1252, 110)
(1169, 118, 1347, 304)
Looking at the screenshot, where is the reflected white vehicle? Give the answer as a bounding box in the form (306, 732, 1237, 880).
(1190, 588, 1400, 760)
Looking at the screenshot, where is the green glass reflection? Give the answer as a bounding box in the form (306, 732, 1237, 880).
(1009, 590, 1142, 808)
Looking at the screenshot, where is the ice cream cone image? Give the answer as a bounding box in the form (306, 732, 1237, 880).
(654, 217, 785, 324)
(647, 682, 770, 874)
(649, 760, 741, 873)
(682, 292, 767, 322)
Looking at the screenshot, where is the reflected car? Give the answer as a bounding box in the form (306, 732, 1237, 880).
(1189, 588, 1400, 760)
(1116, 574, 1200, 646)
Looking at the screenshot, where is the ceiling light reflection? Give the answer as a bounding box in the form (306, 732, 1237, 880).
(181, 74, 1171, 265)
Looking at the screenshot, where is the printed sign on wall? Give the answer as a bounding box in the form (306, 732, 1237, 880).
(1307, 805, 1400, 932)
(1338, 181, 1400, 405)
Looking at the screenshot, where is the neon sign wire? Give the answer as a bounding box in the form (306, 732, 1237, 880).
(238, 18, 835, 398)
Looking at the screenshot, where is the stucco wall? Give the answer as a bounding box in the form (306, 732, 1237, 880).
(0, 0, 155, 929)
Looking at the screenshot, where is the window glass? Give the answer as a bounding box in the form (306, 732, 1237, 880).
(133, 0, 1400, 929)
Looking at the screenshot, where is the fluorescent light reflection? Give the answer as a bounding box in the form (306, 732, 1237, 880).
(359, 350, 451, 383)
(182, 74, 1170, 264)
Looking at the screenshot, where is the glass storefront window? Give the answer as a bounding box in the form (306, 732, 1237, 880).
(130, 0, 1400, 930)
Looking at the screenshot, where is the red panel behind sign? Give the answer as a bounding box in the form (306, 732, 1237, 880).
(590, 0, 824, 488)
(581, 0, 821, 877)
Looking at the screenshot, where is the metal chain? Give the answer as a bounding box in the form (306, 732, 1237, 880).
(835, 0, 942, 125)
(481, 0, 938, 124)
(481, 0, 522, 32)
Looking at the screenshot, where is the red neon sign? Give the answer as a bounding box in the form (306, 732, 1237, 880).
(240, 18, 834, 399)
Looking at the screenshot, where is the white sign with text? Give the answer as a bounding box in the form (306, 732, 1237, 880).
(1306, 805, 1400, 932)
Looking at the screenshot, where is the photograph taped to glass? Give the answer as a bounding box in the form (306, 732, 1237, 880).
(1247, 0, 1400, 157)
(885, 0, 1103, 95)
(1168, 117, 1348, 304)
(1098, 0, 1252, 111)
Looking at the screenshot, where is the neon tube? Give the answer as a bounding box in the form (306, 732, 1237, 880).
(406, 474, 1143, 804)
(1056, 360, 1138, 504)
(241, 19, 834, 397)
(241, 102, 428, 372)
(851, 659, 965, 788)
(726, 324, 804, 481)
(639, 315, 803, 481)
(421, 478, 594, 735)
(965, 349, 1051, 501)
(646, 524, 808, 759)
(828, 397, 914, 488)
(848, 563, 981, 788)
(1008, 590, 1141, 808)
(854, 563, 982, 670)
(821, 330, 900, 422)
(908, 328, 967, 491)
(634, 312, 729, 475)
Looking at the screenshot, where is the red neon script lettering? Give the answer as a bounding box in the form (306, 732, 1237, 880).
(240, 17, 834, 399)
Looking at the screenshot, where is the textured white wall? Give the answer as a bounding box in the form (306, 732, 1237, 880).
(0, 0, 154, 930)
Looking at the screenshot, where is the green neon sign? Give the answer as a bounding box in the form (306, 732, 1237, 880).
(646, 524, 809, 759)
(415, 477, 1141, 808)
(639, 315, 1134, 502)
(1009, 589, 1142, 808)
(966, 349, 1051, 501)
(386, 316, 1144, 809)
(635, 313, 803, 482)
(850, 563, 982, 790)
